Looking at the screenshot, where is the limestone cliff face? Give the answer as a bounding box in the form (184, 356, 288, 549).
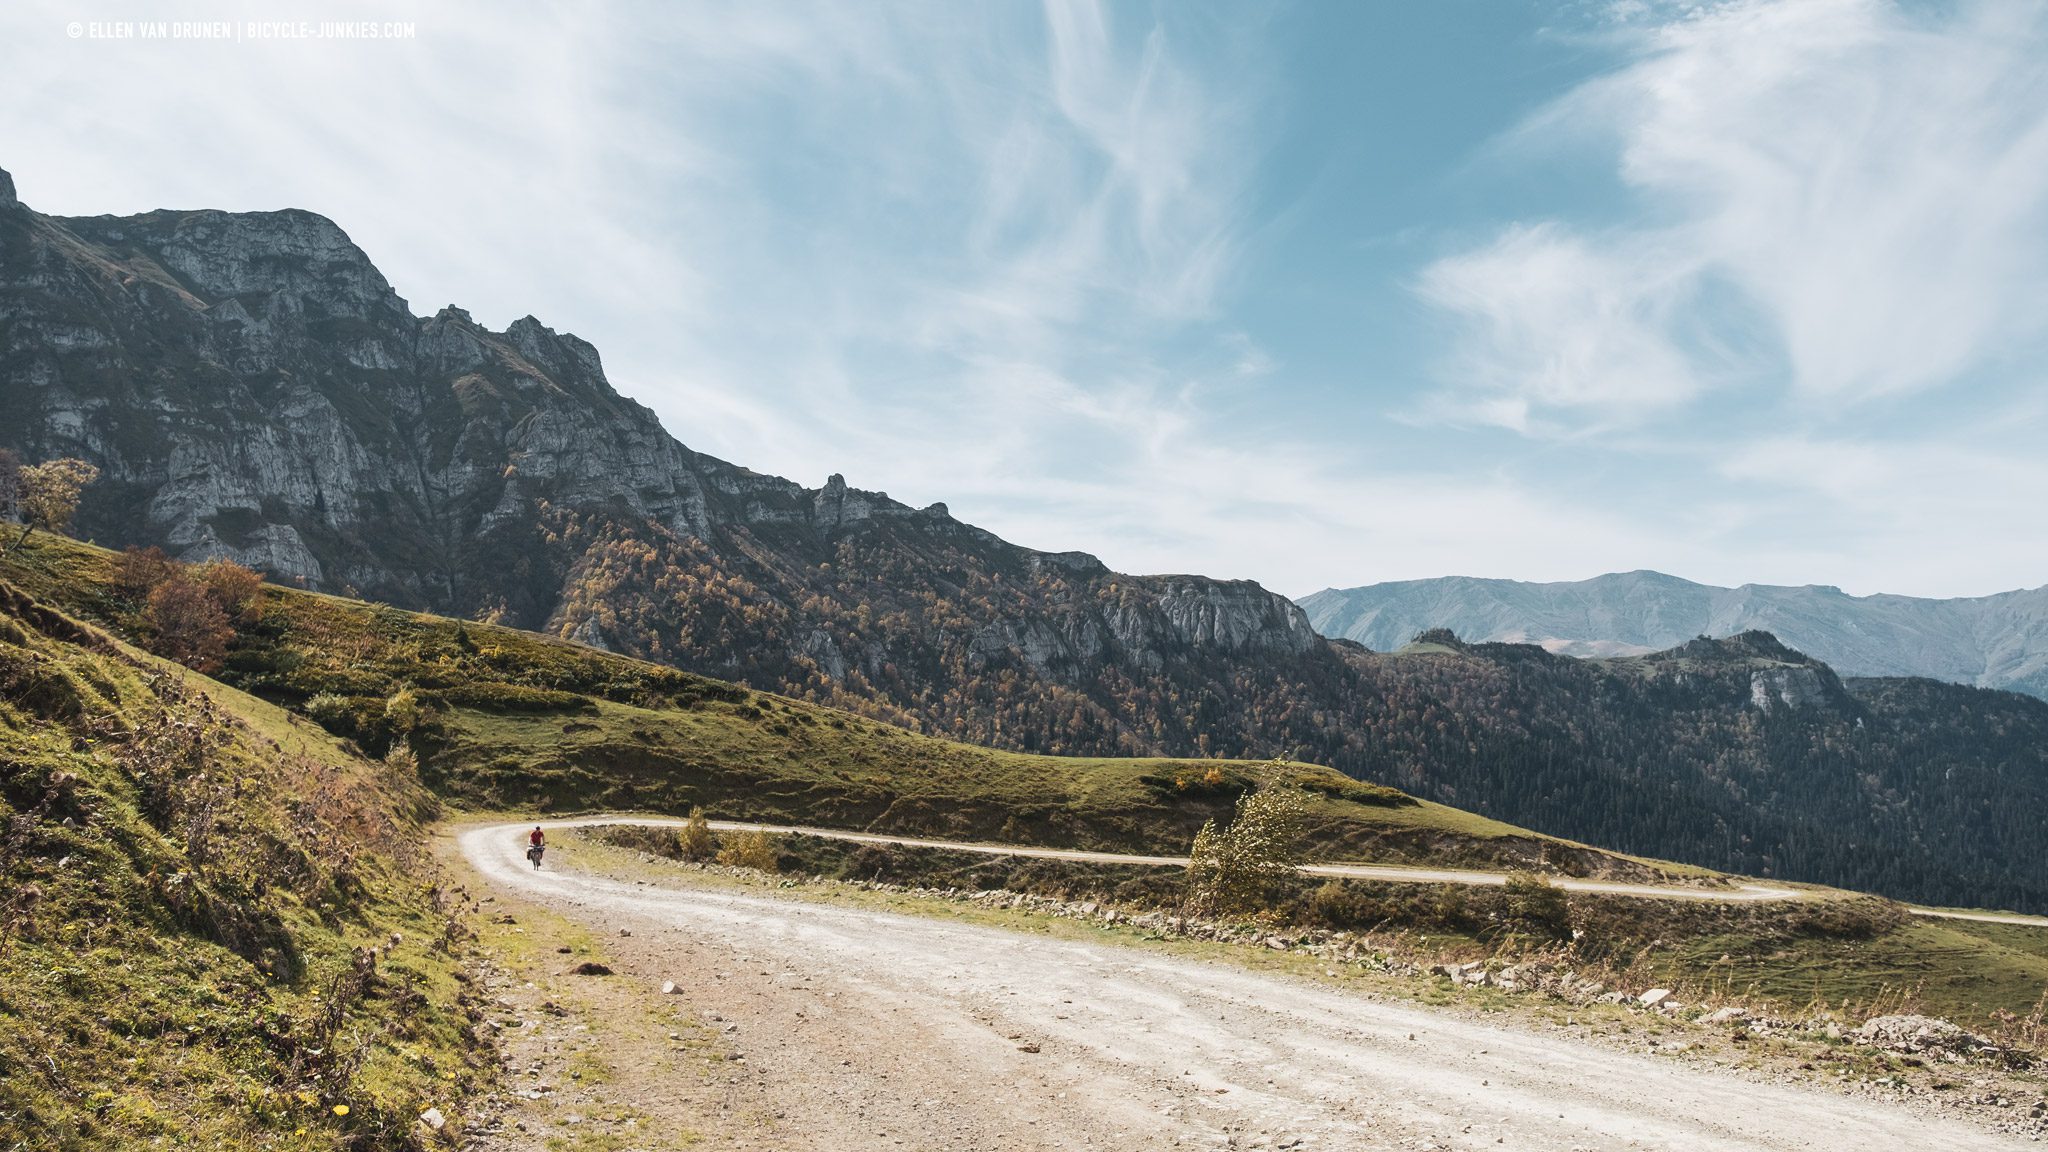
(1750, 666, 1830, 714)
(2, 194, 697, 605)
(0, 167, 1317, 706)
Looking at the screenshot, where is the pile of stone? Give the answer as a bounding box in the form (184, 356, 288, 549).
(1422, 959, 1612, 1001)
(1852, 1014, 2000, 1063)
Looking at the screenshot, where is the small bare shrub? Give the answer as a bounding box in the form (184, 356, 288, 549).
(677, 808, 715, 862)
(716, 829, 779, 873)
(115, 545, 179, 602)
(1495, 871, 1571, 943)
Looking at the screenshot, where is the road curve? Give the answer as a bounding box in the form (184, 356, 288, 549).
(550, 814, 2048, 925)
(461, 820, 2027, 1151)
(1908, 907, 2048, 927)
(538, 814, 1804, 901)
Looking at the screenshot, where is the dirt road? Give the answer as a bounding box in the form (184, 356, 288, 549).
(569, 815, 2048, 924)
(462, 820, 2029, 1151)
(544, 814, 1806, 902)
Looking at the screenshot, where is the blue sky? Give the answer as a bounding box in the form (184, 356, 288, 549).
(5, 0, 2047, 598)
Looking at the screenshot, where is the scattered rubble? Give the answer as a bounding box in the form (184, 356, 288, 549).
(1854, 1015, 2001, 1063)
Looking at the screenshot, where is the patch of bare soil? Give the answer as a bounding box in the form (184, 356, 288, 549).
(444, 851, 790, 1150)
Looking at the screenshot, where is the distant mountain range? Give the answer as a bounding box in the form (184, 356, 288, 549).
(8, 163, 2048, 910)
(1300, 571, 2048, 701)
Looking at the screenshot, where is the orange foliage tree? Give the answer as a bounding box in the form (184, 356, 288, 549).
(143, 575, 234, 674)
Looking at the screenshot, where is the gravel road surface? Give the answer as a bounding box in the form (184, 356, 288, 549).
(463, 820, 2027, 1151)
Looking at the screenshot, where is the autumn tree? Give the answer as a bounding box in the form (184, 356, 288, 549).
(1185, 786, 1307, 917)
(196, 558, 264, 623)
(383, 686, 425, 736)
(144, 574, 233, 673)
(6, 457, 99, 554)
(116, 545, 179, 602)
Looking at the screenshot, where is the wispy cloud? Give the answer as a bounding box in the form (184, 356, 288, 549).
(1712, 408, 2048, 592)
(1416, 223, 1709, 433)
(1424, 0, 2048, 431)
(10, 0, 2046, 599)
(0, 0, 1270, 536)
(605, 0, 1279, 577)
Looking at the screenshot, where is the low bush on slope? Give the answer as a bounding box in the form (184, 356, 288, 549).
(0, 580, 481, 1150)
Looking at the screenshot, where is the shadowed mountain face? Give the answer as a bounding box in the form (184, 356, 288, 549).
(7, 166, 2048, 911)
(1302, 571, 2048, 701)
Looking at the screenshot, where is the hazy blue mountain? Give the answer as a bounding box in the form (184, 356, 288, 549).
(1300, 571, 2048, 700)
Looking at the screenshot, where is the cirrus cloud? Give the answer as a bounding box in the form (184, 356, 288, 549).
(1426, 0, 2048, 431)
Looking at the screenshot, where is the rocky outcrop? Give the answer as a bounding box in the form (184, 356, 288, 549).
(1750, 666, 1828, 713)
(1149, 579, 1317, 656)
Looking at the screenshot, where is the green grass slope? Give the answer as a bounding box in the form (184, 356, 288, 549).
(1640, 912, 2048, 1027)
(1, 532, 1674, 881)
(6, 533, 2044, 1045)
(0, 579, 481, 1150)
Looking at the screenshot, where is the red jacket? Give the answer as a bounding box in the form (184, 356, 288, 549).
(529, 829, 545, 846)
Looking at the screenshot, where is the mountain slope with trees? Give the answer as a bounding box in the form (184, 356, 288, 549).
(5, 166, 2048, 912)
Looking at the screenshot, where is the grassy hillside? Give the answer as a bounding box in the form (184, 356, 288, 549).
(5, 532, 2044, 1057)
(0, 532, 1679, 881)
(0, 580, 480, 1150)
(1637, 910, 2048, 1026)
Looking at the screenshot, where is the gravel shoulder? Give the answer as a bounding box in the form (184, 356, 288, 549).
(454, 819, 2035, 1151)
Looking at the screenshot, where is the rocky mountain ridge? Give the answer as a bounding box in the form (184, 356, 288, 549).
(8, 165, 2048, 910)
(1302, 570, 2048, 700)
(0, 169, 1312, 676)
